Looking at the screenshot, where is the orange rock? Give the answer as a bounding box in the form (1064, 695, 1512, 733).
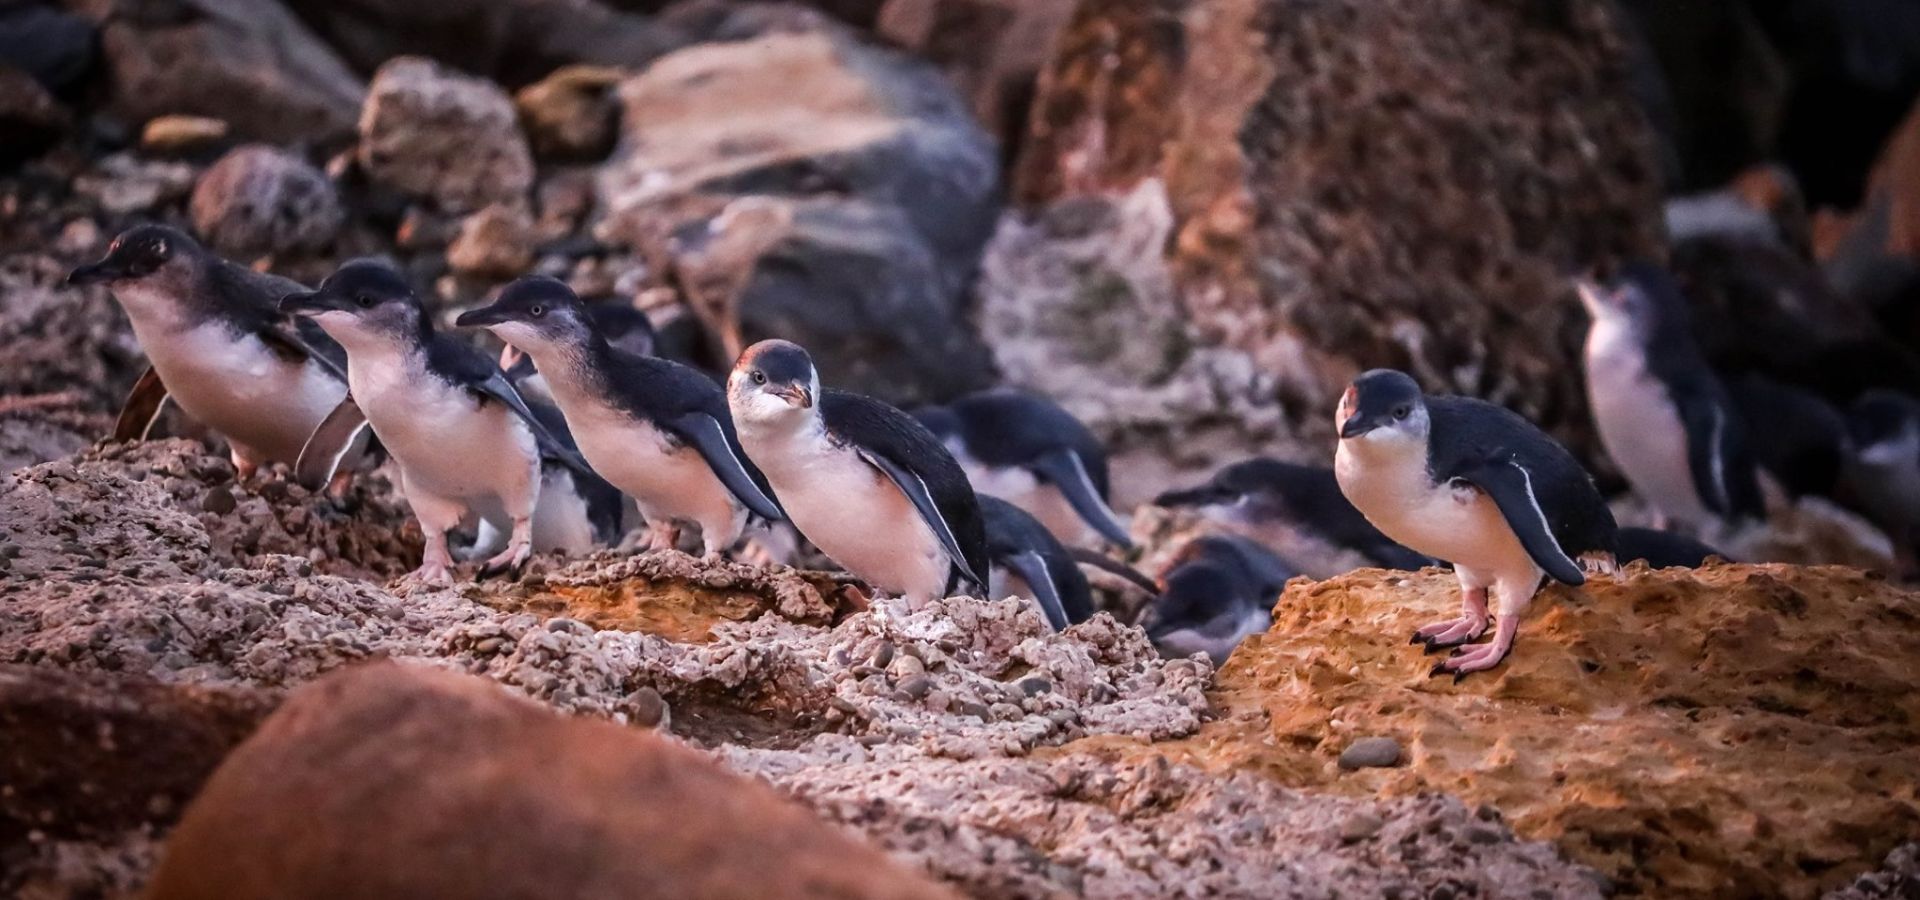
(148, 662, 955, 900)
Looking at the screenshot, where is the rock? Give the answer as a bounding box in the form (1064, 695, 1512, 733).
(875, 0, 1079, 143)
(0, 66, 68, 167)
(74, 152, 196, 216)
(596, 25, 1000, 405)
(1337, 736, 1403, 771)
(278, 0, 688, 89)
(990, 0, 1664, 495)
(72, 0, 363, 146)
(146, 663, 955, 900)
(140, 116, 231, 156)
(0, 4, 96, 93)
(446, 203, 537, 279)
(189, 145, 343, 259)
(515, 65, 625, 162)
(358, 57, 535, 214)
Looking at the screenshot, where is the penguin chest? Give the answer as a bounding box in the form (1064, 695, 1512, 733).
(753, 436, 949, 598)
(566, 404, 736, 529)
(1335, 443, 1534, 577)
(351, 365, 536, 504)
(133, 320, 343, 465)
(1585, 328, 1706, 521)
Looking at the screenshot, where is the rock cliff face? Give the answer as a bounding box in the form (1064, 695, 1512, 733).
(984, 0, 1666, 495)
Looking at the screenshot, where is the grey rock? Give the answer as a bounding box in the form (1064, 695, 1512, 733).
(1338, 736, 1403, 771)
(191, 145, 343, 259)
(358, 57, 534, 214)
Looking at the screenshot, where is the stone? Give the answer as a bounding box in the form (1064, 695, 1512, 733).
(146, 663, 955, 900)
(446, 204, 538, 279)
(596, 24, 1000, 406)
(74, 153, 196, 216)
(876, 0, 1079, 143)
(357, 57, 535, 215)
(190, 145, 343, 259)
(140, 116, 232, 156)
(0, 66, 67, 168)
(0, 4, 96, 93)
(71, 0, 363, 146)
(1337, 737, 1403, 771)
(515, 65, 625, 162)
(989, 0, 1664, 497)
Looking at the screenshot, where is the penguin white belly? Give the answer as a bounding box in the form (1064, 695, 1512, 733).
(760, 439, 950, 598)
(957, 452, 1095, 547)
(1335, 444, 1537, 578)
(566, 404, 738, 534)
(531, 468, 598, 553)
(352, 365, 537, 506)
(131, 319, 343, 465)
(1586, 328, 1709, 523)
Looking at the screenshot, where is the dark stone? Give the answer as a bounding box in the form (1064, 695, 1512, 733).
(0, 66, 68, 168)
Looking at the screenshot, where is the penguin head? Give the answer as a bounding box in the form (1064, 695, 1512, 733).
(729, 339, 818, 425)
(1154, 458, 1287, 510)
(1141, 536, 1283, 648)
(280, 260, 421, 347)
(1575, 261, 1684, 338)
(67, 224, 196, 290)
(1337, 369, 1429, 446)
(455, 276, 594, 358)
(1849, 389, 1920, 466)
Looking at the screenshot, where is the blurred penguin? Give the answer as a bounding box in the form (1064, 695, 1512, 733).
(1140, 535, 1293, 665)
(1153, 458, 1431, 576)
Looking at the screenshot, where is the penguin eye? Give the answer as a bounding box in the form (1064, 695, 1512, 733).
(1392, 404, 1411, 420)
(750, 371, 767, 385)
(355, 294, 375, 309)
(529, 305, 545, 318)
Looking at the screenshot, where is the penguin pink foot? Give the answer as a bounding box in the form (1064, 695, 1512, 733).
(1413, 586, 1488, 651)
(1430, 614, 1518, 681)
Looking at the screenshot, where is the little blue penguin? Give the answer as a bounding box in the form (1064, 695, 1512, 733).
(1615, 526, 1722, 569)
(281, 261, 597, 584)
(1153, 457, 1431, 575)
(1844, 389, 1920, 571)
(915, 389, 1132, 549)
(1141, 535, 1292, 665)
(1334, 369, 1619, 679)
(978, 495, 1093, 631)
(728, 340, 987, 602)
(1578, 263, 1766, 529)
(66, 224, 372, 482)
(502, 298, 657, 406)
(456, 276, 783, 557)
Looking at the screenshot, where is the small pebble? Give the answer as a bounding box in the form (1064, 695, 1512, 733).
(959, 701, 991, 720)
(897, 674, 933, 700)
(201, 487, 237, 515)
(1018, 677, 1052, 697)
(1338, 736, 1403, 770)
(1338, 812, 1384, 843)
(869, 641, 895, 669)
(625, 687, 668, 729)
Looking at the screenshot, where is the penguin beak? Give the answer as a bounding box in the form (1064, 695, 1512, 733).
(771, 384, 813, 409)
(1153, 484, 1225, 507)
(1338, 415, 1378, 439)
(66, 261, 119, 286)
(279, 290, 334, 316)
(454, 305, 510, 329)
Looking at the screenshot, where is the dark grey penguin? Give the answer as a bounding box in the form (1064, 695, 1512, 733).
(1725, 372, 1851, 500)
(1140, 535, 1292, 665)
(281, 260, 596, 584)
(1578, 263, 1767, 528)
(1334, 369, 1619, 679)
(501, 298, 657, 406)
(1153, 457, 1432, 575)
(978, 495, 1093, 631)
(1614, 527, 1722, 569)
(66, 224, 372, 481)
(457, 276, 782, 557)
(1844, 389, 1920, 570)
(728, 340, 987, 602)
(914, 389, 1132, 549)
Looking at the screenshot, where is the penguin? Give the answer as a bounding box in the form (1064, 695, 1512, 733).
(1152, 457, 1432, 574)
(281, 260, 596, 584)
(518, 397, 627, 553)
(1724, 372, 1850, 499)
(1615, 527, 1722, 569)
(914, 389, 1132, 549)
(1140, 535, 1291, 665)
(1577, 263, 1767, 529)
(66, 224, 373, 481)
(727, 340, 988, 602)
(1843, 389, 1920, 569)
(1334, 369, 1618, 679)
(978, 495, 1093, 631)
(501, 298, 657, 406)
(455, 277, 783, 557)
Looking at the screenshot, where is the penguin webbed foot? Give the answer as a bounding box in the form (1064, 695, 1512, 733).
(403, 562, 455, 589)
(477, 544, 532, 581)
(1410, 614, 1488, 652)
(1426, 615, 1517, 682)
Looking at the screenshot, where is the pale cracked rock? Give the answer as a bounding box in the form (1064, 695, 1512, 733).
(357, 57, 534, 214)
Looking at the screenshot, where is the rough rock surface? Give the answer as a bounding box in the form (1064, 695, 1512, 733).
(189, 145, 343, 259)
(875, 0, 1079, 144)
(0, 440, 1601, 897)
(515, 64, 626, 162)
(148, 663, 956, 900)
(0, 65, 69, 168)
(70, 0, 365, 145)
(596, 25, 1000, 404)
(987, 0, 1666, 493)
(447, 203, 538, 279)
(357, 57, 536, 214)
(1143, 564, 1920, 898)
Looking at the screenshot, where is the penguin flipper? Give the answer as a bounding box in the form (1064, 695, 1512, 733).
(112, 367, 171, 442)
(1676, 392, 1766, 523)
(1029, 448, 1133, 548)
(1001, 550, 1070, 631)
(1456, 460, 1585, 585)
(467, 372, 595, 479)
(857, 447, 986, 590)
(667, 411, 784, 522)
(296, 398, 371, 491)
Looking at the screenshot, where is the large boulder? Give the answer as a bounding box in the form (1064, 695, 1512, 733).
(67, 0, 364, 146)
(190, 144, 343, 259)
(987, 0, 1665, 501)
(357, 57, 536, 215)
(875, 0, 1080, 145)
(595, 25, 1000, 404)
(147, 663, 957, 900)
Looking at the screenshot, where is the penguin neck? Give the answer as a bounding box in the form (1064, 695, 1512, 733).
(527, 332, 613, 407)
